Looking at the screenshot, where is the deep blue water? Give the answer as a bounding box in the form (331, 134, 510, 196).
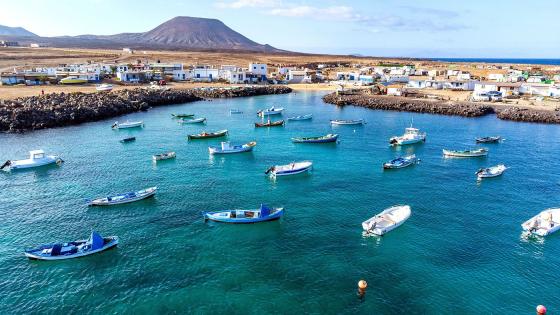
(430, 58, 560, 66)
(1, 91, 559, 313)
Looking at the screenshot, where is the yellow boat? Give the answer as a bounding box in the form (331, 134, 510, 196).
(60, 77, 88, 84)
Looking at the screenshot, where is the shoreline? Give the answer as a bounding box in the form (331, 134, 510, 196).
(322, 93, 560, 124)
(0, 86, 291, 132)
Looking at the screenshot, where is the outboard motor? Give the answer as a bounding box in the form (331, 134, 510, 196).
(389, 138, 398, 145)
(0, 160, 11, 170)
(264, 166, 275, 175)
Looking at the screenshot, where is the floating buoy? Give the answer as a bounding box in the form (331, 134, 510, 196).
(536, 305, 547, 315)
(357, 280, 367, 301)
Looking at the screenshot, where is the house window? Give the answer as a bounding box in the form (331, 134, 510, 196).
(253, 67, 256, 70)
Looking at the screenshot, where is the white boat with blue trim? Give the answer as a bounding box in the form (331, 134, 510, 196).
(443, 148, 488, 157)
(1, 150, 63, 171)
(203, 204, 284, 223)
(389, 126, 426, 146)
(209, 141, 256, 154)
(330, 119, 365, 125)
(112, 120, 144, 129)
(88, 186, 157, 206)
(265, 161, 313, 177)
(24, 231, 118, 261)
(287, 114, 312, 121)
(522, 208, 560, 237)
(476, 164, 507, 179)
(257, 106, 284, 116)
(383, 154, 419, 169)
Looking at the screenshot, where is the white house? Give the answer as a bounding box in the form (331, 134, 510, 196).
(358, 75, 375, 85)
(219, 67, 247, 84)
(172, 70, 190, 81)
(249, 63, 267, 81)
(428, 70, 445, 77)
(386, 84, 404, 96)
(520, 83, 553, 96)
(443, 80, 476, 90)
(117, 71, 150, 83)
(383, 75, 409, 84)
(488, 73, 505, 82)
(287, 69, 316, 83)
(192, 65, 219, 82)
(456, 71, 471, 81)
(336, 71, 361, 82)
(277, 66, 296, 75)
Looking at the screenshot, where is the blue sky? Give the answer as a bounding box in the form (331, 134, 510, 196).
(1, 0, 558, 58)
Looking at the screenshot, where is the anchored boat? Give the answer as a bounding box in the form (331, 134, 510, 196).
(383, 155, 419, 169)
(88, 186, 157, 206)
(476, 136, 501, 143)
(230, 109, 243, 114)
(171, 113, 195, 118)
(255, 120, 284, 127)
(257, 106, 284, 116)
(362, 205, 411, 236)
(112, 121, 144, 129)
(153, 152, 176, 161)
(1, 150, 63, 171)
(330, 119, 365, 125)
(287, 114, 312, 121)
(188, 130, 228, 140)
(265, 161, 313, 177)
(60, 76, 87, 84)
(443, 148, 488, 157)
(522, 208, 560, 236)
(120, 137, 136, 143)
(96, 83, 113, 91)
(24, 231, 118, 261)
(292, 134, 338, 143)
(203, 204, 284, 223)
(476, 164, 506, 179)
(389, 126, 426, 146)
(209, 141, 256, 154)
(179, 117, 206, 124)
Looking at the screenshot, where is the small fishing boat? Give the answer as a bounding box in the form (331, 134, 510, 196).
(330, 119, 365, 125)
(203, 204, 284, 224)
(153, 152, 176, 161)
(24, 231, 118, 261)
(257, 106, 284, 116)
(88, 186, 157, 206)
(1, 150, 63, 172)
(362, 205, 411, 236)
(476, 136, 501, 143)
(171, 113, 195, 118)
(443, 148, 488, 157)
(292, 134, 338, 144)
(230, 109, 243, 114)
(179, 117, 206, 124)
(96, 83, 113, 91)
(287, 114, 312, 121)
(112, 121, 144, 129)
(383, 155, 419, 169)
(120, 137, 136, 143)
(476, 164, 507, 179)
(522, 208, 560, 236)
(255, 120, 284, 127)
(389, 126, 426, 146)
(188, 129, 228, 140)
(265, 161, 313, 177)
(209, 141, 256, 154)
(60, 76, 87, 84)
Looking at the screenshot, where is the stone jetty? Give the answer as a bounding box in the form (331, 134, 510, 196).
(0, 86, 291, 132)
(322, 92, 560, 124)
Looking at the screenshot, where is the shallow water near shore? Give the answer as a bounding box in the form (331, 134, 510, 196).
(1, 91, 559, 313)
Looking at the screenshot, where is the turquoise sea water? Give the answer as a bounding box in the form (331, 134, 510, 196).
(1, 91, 560, 314)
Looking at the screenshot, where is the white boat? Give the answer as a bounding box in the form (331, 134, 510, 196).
(330, 119, 365, 125)
(443, 148, 488, 157)
(287, 114, 312, 121)
(88, 186, 157, 206)
(96, 83, 113, 91)
(476, 164, 507, 179)
(153, 152, 176, 161)
(209, 141, 256, 154)
(179, 117, 206, 124)
(257, 106, 284, 116)
(265, 161, 312, 177)
(362, 205, 411, 236)
(383, 155, 419, 169)
(389, 126, 426, 146)
(60, 76, 87, 84)
(112, 121, 144, 129)
(522, 208, 560, 237)
(24, 232, 118, 261)
(1, 150, 63, 171)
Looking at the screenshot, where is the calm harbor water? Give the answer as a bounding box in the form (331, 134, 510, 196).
(1, 91, 560, 313)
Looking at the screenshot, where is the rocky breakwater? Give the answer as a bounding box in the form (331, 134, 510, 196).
(495, 107, 560, 124)
(323, 93, 494, 117)
(0, 86, 292, 132)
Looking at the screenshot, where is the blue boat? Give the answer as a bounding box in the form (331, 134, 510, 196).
(265, 161, 313, 177)
(383, 154, 419, 169)
(292, 133, 338, 143)
(209, 141, 256, 154)
(24, 231, 118, 261)
(203, 204, 284, 223)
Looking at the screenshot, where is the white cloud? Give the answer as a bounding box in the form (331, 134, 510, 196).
(215, 0, 280, 9)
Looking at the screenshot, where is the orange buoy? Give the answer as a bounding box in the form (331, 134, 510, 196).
(536, 305, 547, 315)
(358, 280, 368, 289)
(357, 280, 367, 301)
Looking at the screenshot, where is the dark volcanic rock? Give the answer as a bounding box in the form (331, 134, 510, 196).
(0, 86, 291, 132)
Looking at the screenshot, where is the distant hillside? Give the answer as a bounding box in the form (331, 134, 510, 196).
(0, 25, 37, 37)
(0, 17, 285, 53)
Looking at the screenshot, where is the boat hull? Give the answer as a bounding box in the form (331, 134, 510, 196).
(287, 114, 312, 121)
(292, 134, 338, 143)
(204, 208, 284, 223)
(6, 156, 61, 171)
(522, 208, 560, 236)
(25, 237, 118, 260)
(362, 205, 411, 236)
(188, 130, 228, 140)
(89, 187, 157, 206)
(112, 121, 144, 129)
(443, 149, 488, 157)
(330, 120, 364, 125)
(209, 143, 255, 154)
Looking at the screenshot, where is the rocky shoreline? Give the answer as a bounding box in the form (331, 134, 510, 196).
(0, 86, 291, 132)
(322, 93, 560, 124)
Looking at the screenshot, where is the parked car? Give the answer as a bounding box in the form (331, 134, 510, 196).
(471, 93, 490, 102)
(487, 91, 503, 101)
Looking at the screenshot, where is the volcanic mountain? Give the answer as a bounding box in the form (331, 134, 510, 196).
(0, 16, 284, 52)
(0, 25, 37, 37)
